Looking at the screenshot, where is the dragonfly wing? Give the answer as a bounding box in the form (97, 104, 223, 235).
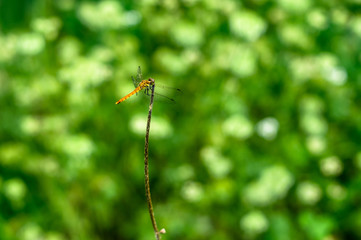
(132, 66, 143, 95)
(132, 76, 138, 96)
(136, 66, 142, 83)
(154, 92, 176, 103)
(156, 84, 182, 94)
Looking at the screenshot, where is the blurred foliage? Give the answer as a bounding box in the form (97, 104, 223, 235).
(1, 0, 361, 240)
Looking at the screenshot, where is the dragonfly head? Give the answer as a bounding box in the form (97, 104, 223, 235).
(148, 78, 155, 85)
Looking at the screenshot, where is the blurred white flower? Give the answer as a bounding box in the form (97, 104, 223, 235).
(3, 178, 27, 202)
(57, 37, 82, 64)
(222, 114, 253, 139)
(130, 115, 173, 138)
(290, 56, 317, 82)
(58, 57, 112, 90)
(240, 211, 268, 235)
(297, 181, 322, 205)
(319, 156, 343, 177)
(350, 15, 361, 38)
(307, 9, 328, 30)
(0, 34, 17, 63)
(323, 66, 347, 86)
(123, 11, 142, 26)
(17, 33, 45, 55)
(256, 117, 279, 140)
(181, 181, 204, 202)
(31, 17, 62, 40)
(279, 24, 312, 49)
(229, 10, 267, 41)
(18, 223, 43, 240)
(200, 146, 232, 178)
(154, 48, 191, 75)
(78, 1, 124, 30)
(306, 136, 326, 155)
(244, 165, 294, 206)
(211, 40, 257, 77)
(170, 21, 204, 47)
(300, 115, 328, 136)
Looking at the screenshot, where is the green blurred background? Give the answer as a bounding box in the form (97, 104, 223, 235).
(1, 0, 361, 239)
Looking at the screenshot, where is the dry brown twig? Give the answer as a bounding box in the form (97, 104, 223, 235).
(144, 79, 165, 240)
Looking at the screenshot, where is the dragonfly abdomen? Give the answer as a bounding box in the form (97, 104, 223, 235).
(115, 86, 142, 104)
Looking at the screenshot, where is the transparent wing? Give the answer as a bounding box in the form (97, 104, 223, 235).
(132, 66, 143, 94)
(156, 84, 182, 94)
(154, 92, 176, 103)
(141, 84, 181, 104)
(136, 66, 142, 83)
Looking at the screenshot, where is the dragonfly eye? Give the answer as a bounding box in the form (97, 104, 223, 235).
(149, 78, 155, 84)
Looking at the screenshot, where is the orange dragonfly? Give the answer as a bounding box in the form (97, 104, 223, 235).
(115, 67, 180, 104)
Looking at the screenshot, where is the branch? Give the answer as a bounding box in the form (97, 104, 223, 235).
(144, 80, 165, 239)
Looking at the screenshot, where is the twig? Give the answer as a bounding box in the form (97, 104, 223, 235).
(144, 79, 163, 239)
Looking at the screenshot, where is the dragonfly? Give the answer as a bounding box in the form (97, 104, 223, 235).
(115, 67, 180, 104)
